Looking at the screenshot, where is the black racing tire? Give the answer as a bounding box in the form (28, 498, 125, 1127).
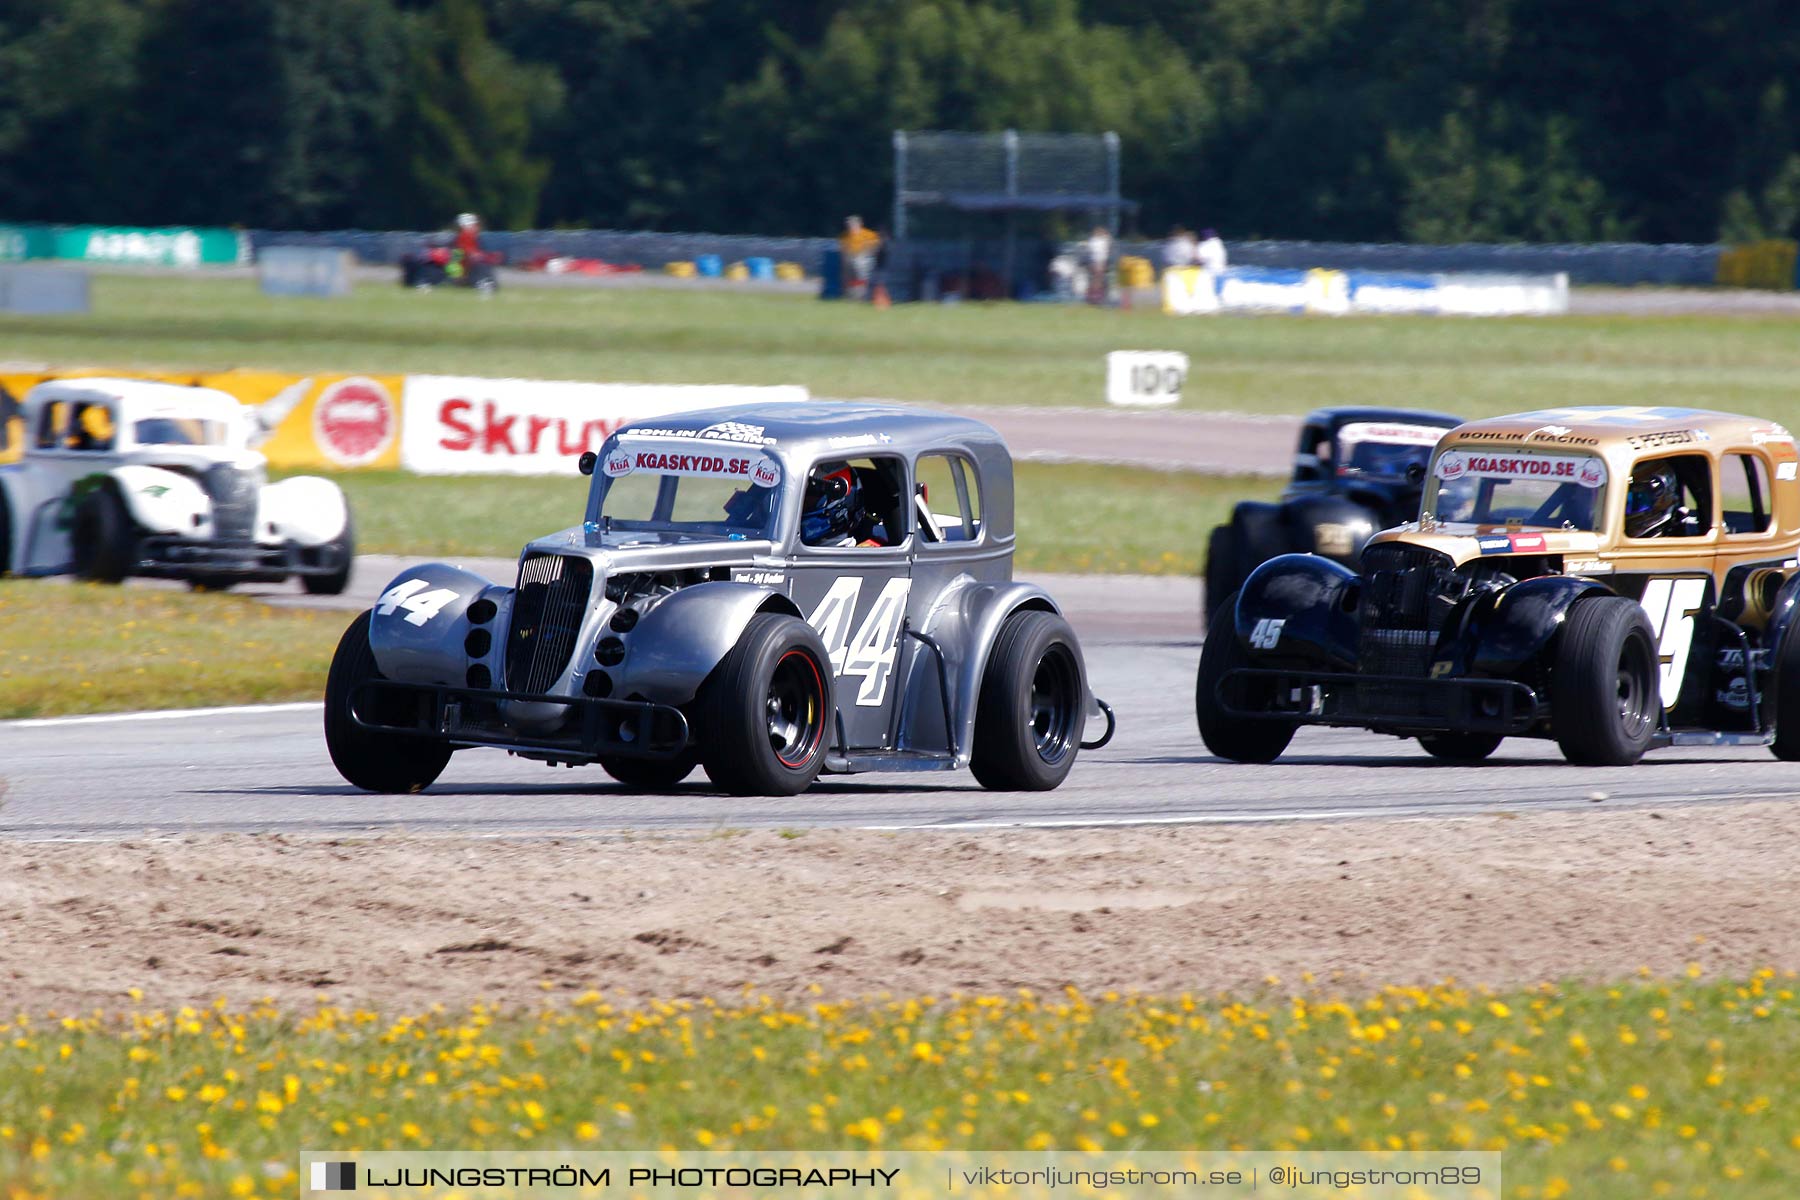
(70, 482, 138, 583)
(600, 753, 698, 791)
(1418, 732, 1503, 763)
(697, 612, 833, 796)
(1552, 596, 1658, 766)
(302, 514, 356, 596)
(1203, 523, 1241, 633)
(1769, 617, 1800, 760)
(0, 491, 11, 576)
(1195, 591, 1297, 763)
(969, 610, 1086, 791)
(324, 610, 453, 793)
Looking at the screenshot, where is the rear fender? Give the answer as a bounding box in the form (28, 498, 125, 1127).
(905, 580, 1067, 766)
(109, 464, 209, 535)
(609, 581, 798, 707)
(1234, 553, 1360, 670)
(1767, 573, 1800, 659)
(368, 563, 508, 685)
(1458, 575, 1610, 677)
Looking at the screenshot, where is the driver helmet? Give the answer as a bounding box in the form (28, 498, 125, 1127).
(456, 212, 480, 229)
(1625, 463, 1680, 537)
(802, 462, 862, 544)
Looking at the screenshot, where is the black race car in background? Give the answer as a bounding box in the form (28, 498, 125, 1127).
(1203, 406, 1461, 627)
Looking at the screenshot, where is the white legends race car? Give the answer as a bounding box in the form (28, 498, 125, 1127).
(0, 378, 353, 592)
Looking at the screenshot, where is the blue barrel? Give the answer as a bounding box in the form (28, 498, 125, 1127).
(819, 248, 843, 299)
(694, 253, 723, 277)
(745, 256, 774, 280)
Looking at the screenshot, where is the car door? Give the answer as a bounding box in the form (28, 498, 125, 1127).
(786, 455, 913, 750)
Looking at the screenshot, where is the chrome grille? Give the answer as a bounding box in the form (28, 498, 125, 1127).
(202, 464, 258, 540)
(505, 554, 593, 694)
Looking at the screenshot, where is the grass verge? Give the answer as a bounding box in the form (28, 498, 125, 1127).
(327, 464, 1277, 576)
(7, 975, 1798, 1198)
(0, 581, 344, 718)
(5, 273, 1800, 420)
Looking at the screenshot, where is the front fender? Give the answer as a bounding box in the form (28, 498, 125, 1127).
(1282, 495, 1380, 566)
(368, 563, 507, 685)
(259, 475, 348, 545)
(109, 465, 209, 535)
(609, 581, 797, 707)
(1459, 575, 1611, 677)
(1235, 553, 1360, 670)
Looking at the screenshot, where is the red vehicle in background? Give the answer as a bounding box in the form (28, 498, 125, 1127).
(400, 212, 501, 292)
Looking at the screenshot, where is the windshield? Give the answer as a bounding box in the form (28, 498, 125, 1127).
(134, 416, 226, 446)
(1425, 447, 1609, 531)
(590, 438, 783, 539)
(1335, 421, 1444, 480)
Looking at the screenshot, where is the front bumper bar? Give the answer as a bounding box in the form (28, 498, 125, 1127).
(1218, 668, 1542, 735)
(136, 536, 348, 579)
(349, 679, 691, 762)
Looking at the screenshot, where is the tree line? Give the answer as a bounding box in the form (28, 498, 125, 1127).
(2, 0, 1797, 244)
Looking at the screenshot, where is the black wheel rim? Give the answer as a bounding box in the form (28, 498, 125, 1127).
(768, 648, 825, 768)
(1616, 632, 1654, 739)
(1027, 643, 1081, 765)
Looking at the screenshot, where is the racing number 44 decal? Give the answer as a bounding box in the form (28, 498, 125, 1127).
(1638, 577, 1707, 708)
(806, 577, 912, 706)
(377, 578, 461, 627)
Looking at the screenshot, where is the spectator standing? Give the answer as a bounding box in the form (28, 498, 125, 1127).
(1161, 225, 1197, 272)
(839, 215, 882, 299)
(1083, 225, 1112, 305)
(1197, 227, 1228, 274)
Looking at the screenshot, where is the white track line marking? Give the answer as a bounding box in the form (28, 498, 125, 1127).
(5, 702, 321, 729)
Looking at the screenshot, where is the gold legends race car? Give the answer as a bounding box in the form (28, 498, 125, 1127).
(1198, 405, 1800, 766)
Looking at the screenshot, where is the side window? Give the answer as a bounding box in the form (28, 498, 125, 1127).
(914, 454, 983, 545)
(67, 400, 115, 451)
(800, 456, 907, 549)
(1293, 422, 1330, 480)
(35, 401, 68, 450)
(1721, 452, 1772, 534)
(1625, 454, 1713, 540)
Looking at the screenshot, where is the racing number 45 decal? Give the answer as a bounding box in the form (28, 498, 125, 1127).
(806, 577, 912, 706)
(1638, 577, 1707, 708)
(377, 578, 461, 627)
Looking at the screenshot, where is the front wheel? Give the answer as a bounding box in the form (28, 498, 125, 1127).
(1552, 596, 1657, 766)
(970, 610, 1086, 791)
(1769, 616, 1800, 760)
(1195, 591, 1297, 763)
(70, 483, 137, 583)
(302, 514, 356, 596)
(1418, 732, 1503, 763)
(697, 613, 833, 795)
(324, 611, 453, 793)
(601, 753, 698, 791)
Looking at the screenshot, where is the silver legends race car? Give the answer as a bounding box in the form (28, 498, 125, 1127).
(0, 378, 353, 592)
(325, 402, 1115, 796)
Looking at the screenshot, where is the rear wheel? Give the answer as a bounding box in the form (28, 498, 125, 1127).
(600, 753, 698, 791)
(1418, 732, 1503, 763)
(302, 514, 355, 596)
(0, 493, 11, 576)
(1769, 618, 1800, 760)
(697, 613, 833, 795)
(970, 610, 1086, 791)
(70, 483, 137, 583)
(1203, 524, 1241, 632)
(324, 611, 453, 793)
(1552, 596, 1657, 766)
(1195, 592, 1297, 763)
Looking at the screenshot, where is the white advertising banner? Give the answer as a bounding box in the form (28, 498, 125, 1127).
(400, 376, 809, 475)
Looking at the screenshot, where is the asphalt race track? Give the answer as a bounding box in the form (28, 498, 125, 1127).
(5, 558, 1798, 840)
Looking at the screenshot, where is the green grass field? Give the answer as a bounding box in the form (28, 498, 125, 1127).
(0, 581, 347, 718)
(9, 976, 1799, 1199)
(4, 273, 1800, 421)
